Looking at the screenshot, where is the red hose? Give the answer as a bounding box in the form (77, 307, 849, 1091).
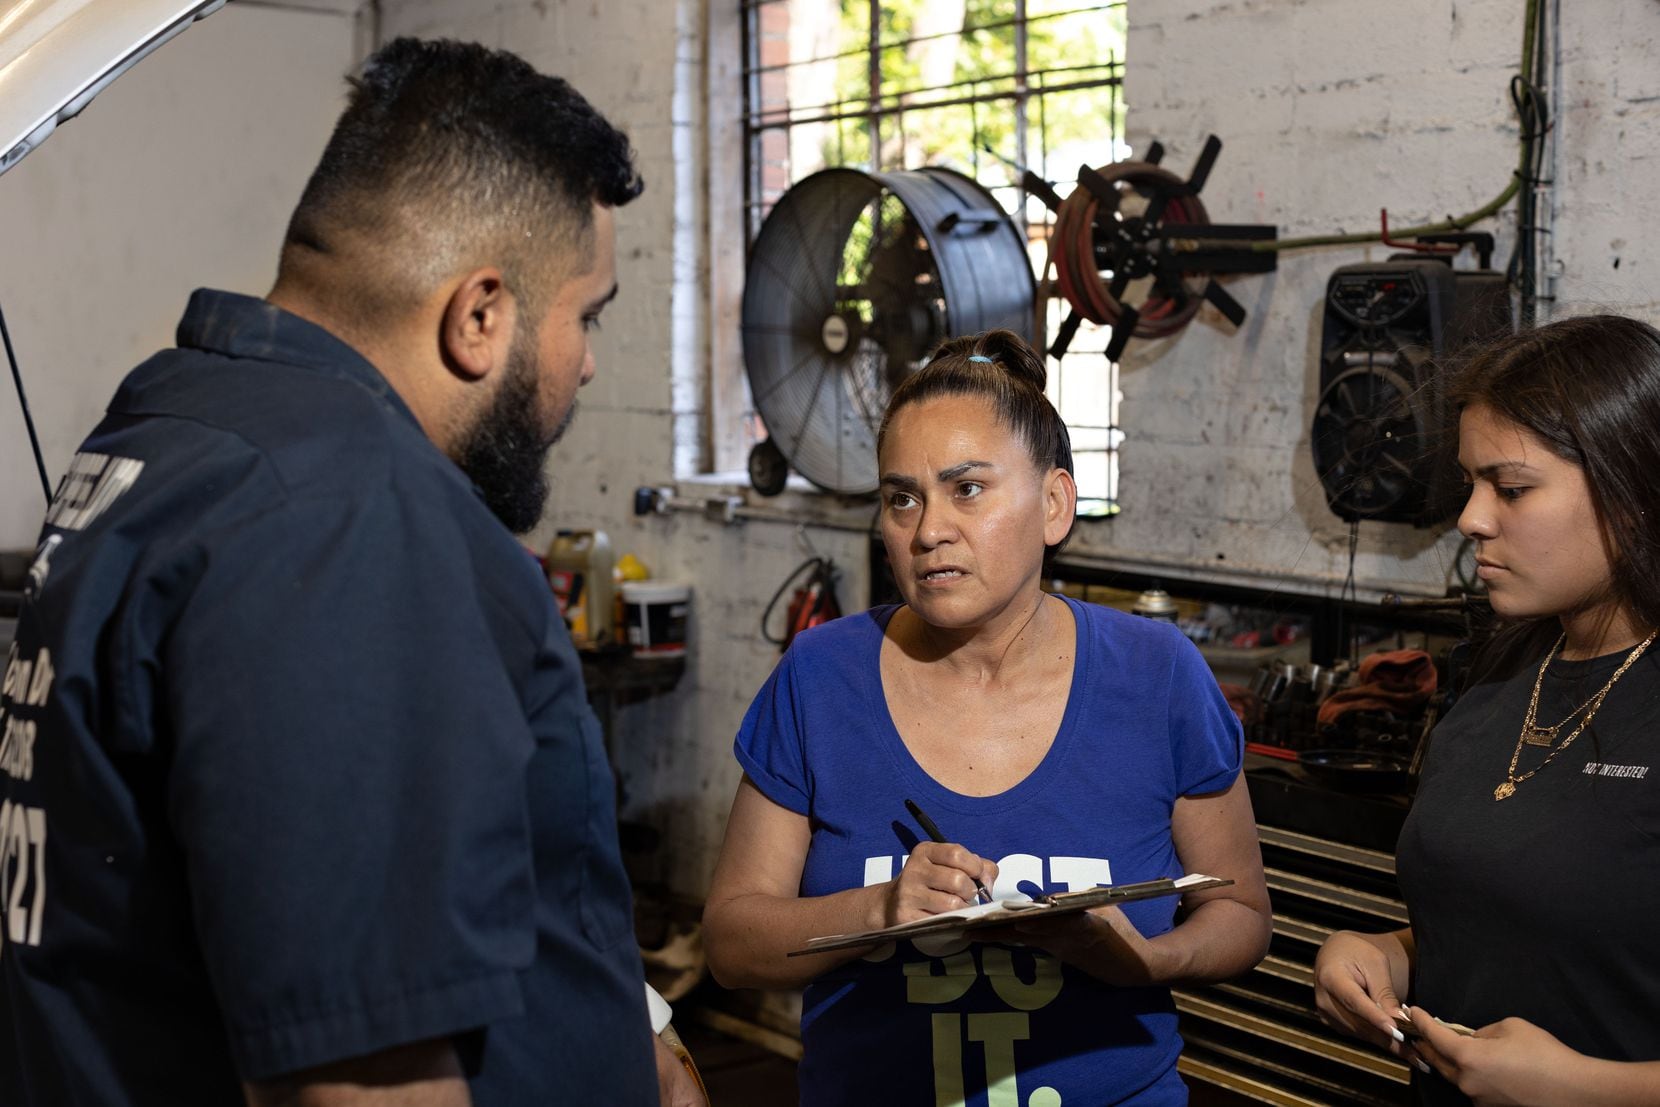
(1047, 161, 1211, 341)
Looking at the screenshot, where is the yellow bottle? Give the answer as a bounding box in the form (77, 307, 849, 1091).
(545, 529, 615, 647)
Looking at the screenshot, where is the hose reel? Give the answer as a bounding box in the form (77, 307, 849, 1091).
(1027, 136, 1278, 363)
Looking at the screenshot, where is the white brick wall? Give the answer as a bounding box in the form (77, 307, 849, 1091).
(1086, 0, 1660, 598)
(1553, 3, 1660, 315)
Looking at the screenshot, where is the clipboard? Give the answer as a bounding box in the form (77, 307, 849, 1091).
(788, 873, 1232, 956)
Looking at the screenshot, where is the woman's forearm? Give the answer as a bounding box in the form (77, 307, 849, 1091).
(1557, 1057, 1660, 1106)
(1142, 896, 1273, 985)
(703, 884, 890, 991)
(1032, 894, 1271, 988)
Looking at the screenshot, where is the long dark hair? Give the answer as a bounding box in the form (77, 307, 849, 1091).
(1449, 313, 1660, 677)
(877, 328, 1076, 560)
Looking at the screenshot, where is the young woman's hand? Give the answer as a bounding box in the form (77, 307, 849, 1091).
(1313, 930, 1414, 1053)
(885, 842, 998, 925)
(1409, 1010, 1581, 1105)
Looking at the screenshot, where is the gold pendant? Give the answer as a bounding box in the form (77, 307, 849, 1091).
(1523, 727, 1556, 747)
(1494, 780, 1517, 801)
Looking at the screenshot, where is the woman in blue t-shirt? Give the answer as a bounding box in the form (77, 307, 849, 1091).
(704, 329, 1272, 1106)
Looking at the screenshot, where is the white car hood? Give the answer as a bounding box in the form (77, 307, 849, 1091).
(0, 0, 227, 177)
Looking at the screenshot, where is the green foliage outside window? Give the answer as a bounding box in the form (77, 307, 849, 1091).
(824, 0, 1126, 183)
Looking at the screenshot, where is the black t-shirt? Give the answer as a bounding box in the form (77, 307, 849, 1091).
(0, 290, 655, 1104)
(1397, 645, 1660, 1105)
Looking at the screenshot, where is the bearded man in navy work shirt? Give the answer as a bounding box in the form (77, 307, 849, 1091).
(0, 37, 700, 1107)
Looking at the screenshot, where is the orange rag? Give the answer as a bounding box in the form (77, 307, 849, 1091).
(1316, 649, 1438, 728)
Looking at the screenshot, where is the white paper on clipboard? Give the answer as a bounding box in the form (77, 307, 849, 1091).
(789, 873, 1231, 956)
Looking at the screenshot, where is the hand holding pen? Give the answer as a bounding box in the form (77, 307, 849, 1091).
(903, 796, 989, 909)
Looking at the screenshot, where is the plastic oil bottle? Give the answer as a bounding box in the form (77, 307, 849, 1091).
(545, 529, 615, 647)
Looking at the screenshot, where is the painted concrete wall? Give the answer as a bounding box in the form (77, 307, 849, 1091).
(1550, 2, 1660, 318)
(0, 1, 362, 546)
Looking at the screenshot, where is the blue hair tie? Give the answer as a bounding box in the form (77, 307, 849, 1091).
(968, 354, 994, 363)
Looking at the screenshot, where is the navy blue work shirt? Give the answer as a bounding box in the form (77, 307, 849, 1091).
(0, 289, 655, 1104)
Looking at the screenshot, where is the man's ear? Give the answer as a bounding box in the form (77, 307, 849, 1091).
(440, 267, 516, 381)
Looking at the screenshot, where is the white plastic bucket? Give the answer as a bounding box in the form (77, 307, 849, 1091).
(620, 581, 690, 658)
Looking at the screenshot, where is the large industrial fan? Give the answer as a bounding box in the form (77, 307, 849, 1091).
(740, 167, 1034, 495)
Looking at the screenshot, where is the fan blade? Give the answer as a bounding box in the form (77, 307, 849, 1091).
(884, 350, 913, 395)
(788, 355, 836, 455)
(1048, 311, 1083, 359)
(751, 247, 834, 318)
(752, 347, 826, 409)
(1022, 170, 1064, 213)
(1143, 140, 1165, 166)
(1202, 279, 1247, 327)
(1106, 304, 1140, 362)
(851, 196, 887, 294)
(780, 193, 837, 309)
(1187, 134, 1222, 195)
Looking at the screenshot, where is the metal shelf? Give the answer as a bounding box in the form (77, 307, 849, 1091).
(1176, 813, 1412, 1106)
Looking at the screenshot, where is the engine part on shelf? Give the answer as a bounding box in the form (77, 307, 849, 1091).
(740, 166, 1034, 495)
(1131, 588, 1179, 621)
(1027, 135, 1278, 364)
(1311, 257, 1510, 526)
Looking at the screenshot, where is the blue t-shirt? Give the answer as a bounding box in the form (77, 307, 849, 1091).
(735, 596, 1242, 1107)
(0, 290, 655, 1105)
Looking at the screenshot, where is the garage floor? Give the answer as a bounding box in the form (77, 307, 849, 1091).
(678, 1019, 799, 1103)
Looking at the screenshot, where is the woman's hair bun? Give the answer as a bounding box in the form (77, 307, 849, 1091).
(972, 328, 1048, 391)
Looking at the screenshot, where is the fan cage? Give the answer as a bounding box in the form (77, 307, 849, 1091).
(740, 166, 1034, 494)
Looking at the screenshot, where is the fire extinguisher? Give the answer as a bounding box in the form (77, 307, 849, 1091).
(761, 556, 841, 651)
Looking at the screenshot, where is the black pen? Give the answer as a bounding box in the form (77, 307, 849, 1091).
(904, 798, 994, 905)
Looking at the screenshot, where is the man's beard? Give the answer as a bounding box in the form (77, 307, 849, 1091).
(454, 331, 575, 535)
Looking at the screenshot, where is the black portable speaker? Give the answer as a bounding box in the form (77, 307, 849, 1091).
(1310, 259, 1509, 527)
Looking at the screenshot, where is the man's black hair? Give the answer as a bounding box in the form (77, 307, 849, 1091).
(279, 37, 642, 318)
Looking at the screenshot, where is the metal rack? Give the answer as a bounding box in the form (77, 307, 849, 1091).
(1175, 781, 1413, 1106)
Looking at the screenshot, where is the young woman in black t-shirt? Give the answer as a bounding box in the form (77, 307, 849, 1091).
(1314, 314, 1660, 1105)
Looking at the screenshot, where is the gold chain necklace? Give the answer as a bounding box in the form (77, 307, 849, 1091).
(1495, 630, 1658, 801)
(1519, 678, 1599, 747)
(1516, 635, 1638, 747)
